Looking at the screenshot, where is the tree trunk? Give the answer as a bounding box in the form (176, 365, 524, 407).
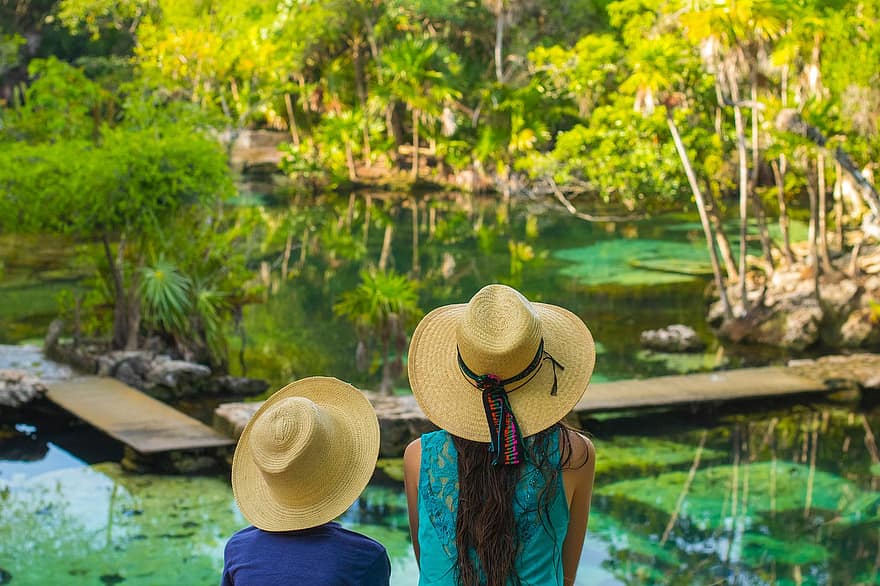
(345, 143, 357, 181)
(749, 71, 774, 274)
(283, 93, 301, 147)
(751, 192, 775, 274)
(363, 194, 372, 249)
(380, 335, 393, 395)
(667, 112, 733, 320)
(833, 161, 844, 249)
(282, 231, 293, 281)
(817, 153, 833, 273)
(351, 39, 372, 166)
(728, 69, 750, 312)
(703, 185, 740, 280)
(379, 223, 393, 270)
(103, 234, 130, 350)
(298, 226, 309, 267)
(771, 158, 796, 265)
(411, 198, 420, 275)
(495, 4, 505, 83)
(411, 108, 420, 179)
(386, 103, 406, 166)
(805, 161, 822, 303)
(124, 287, 141, 351)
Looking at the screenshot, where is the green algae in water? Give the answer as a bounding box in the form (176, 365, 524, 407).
(593, 437, 727, 481)
(597, 461, 862, 527)
(554, 240, 710, 287)
(0, 463, 417, 585)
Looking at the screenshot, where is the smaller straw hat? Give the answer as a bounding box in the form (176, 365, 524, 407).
(408, 284, 595, 444)
(231, 376, 379, 532)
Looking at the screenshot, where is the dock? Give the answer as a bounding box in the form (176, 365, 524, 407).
(45, 376, 234, 454)
(216, 356, 880, 457)
(576, 366, 828, 413)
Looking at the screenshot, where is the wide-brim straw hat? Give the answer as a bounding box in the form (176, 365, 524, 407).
(232, 376, 379, 532)
(408, 284, 595, 442)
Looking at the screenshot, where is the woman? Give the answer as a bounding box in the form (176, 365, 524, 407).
(404, 284, 597, 585)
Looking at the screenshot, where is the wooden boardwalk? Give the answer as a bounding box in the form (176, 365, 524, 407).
(575, 366, 828, 413)
(45, 376, 234, 454)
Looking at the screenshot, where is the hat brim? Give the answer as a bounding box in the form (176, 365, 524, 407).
(408, 302, 595, 442)
(231, 377, 380, 531)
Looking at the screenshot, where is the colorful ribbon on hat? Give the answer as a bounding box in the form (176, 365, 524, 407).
(457, 339, 565, 466)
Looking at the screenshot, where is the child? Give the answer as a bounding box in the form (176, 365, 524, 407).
(222, 376, 390, 585)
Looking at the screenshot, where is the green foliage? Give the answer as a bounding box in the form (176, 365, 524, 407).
(139, 259, 190, 334)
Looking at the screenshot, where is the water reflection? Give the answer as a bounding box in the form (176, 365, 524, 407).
(5, 400, 880, 584)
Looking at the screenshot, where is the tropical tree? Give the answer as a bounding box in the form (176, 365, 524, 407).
(380, 34, 461, 178)
(624, 33, 734, 319)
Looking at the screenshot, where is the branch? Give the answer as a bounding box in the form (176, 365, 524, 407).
(776, 109, 880, 220)
(546, 179, 647, 222)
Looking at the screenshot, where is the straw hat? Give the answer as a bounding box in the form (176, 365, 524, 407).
(231, 376, 379, 532)
(408, 284, 595, 443)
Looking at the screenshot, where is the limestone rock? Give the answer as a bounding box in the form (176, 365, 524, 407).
(146, 359, 211, 389)
(821, 280, 861, 315)
(0, 369, 48, 409)
(840, 308, 880, 349)
(788, 353, 880, 391)
(211, 375, 269, 397)
(640, 324, 705, 352)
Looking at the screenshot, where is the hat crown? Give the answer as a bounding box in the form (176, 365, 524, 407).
(456, 284, 543, 380)
(248, 397, 331, 477)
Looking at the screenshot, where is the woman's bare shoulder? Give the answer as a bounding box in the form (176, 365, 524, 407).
(562, 428, 595, 470)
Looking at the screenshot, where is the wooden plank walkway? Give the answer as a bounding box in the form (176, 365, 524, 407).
(575, 366, 828, 413)
(45, 376, 234, 454)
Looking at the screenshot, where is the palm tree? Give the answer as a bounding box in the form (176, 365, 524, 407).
(333, 269, 422, 394)
(380, 35, 461, 178)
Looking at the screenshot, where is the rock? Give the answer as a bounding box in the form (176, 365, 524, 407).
(840, 308, 879, 349)
(787, 353, 880, 390)
(640, 324, 705, 352)
(213, 402, 261, 440)
(146, 359, 211, 389)
(721, 304, 823, 350)
(211, 375, 269, 397)
(43, 319, 65, 353)
(0, 369, 48, 409)
(777, 305, 824, 350)
(821, 280, 861, 314)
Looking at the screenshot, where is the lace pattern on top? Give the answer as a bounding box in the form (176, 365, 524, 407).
(418, 430, 563, 562)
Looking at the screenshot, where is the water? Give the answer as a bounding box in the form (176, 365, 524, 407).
(4, 398, 880, 585)
(1, 192, 834, 584)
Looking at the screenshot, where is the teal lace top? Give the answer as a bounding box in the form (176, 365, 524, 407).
(417, 429, 570, 585)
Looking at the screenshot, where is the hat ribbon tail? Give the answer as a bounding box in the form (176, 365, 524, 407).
(481, 383, 523, 466)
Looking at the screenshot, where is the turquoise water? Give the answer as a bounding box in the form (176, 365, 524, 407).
(4, 397, 880, 585)
(0, 194, 835, 584)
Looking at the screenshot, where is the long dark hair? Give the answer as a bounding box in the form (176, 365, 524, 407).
(451, 423, 588, 586)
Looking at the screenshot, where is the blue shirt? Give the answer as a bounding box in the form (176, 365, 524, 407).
(221, 522, 391, 586)
(417, 430, 570, 585)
